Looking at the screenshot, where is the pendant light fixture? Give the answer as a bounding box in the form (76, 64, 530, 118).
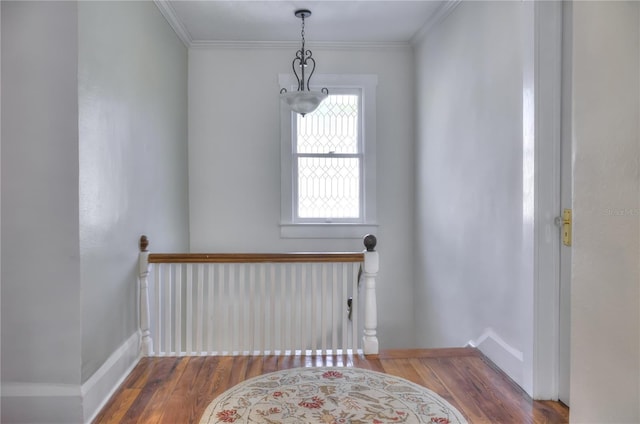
(279, 9, 328, 117)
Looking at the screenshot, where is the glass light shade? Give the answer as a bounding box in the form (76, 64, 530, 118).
(280, 90, 328, 116)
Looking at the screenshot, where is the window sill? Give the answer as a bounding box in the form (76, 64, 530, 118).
(280, 223, 378, 239)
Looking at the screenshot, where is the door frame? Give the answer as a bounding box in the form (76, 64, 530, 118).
(527, 0, 565, 400)
(557, 0, 573, 405)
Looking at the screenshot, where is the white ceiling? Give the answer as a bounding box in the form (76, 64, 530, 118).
(160, 1, 450, 46)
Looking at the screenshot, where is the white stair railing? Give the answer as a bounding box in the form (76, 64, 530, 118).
(138, 235, 379, 356)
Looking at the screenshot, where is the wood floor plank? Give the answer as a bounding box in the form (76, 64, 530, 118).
(471, 356, 542, 422)
(276, 354, 298, 370)
(228, 355, 249, 387)
(159, 357, 233, 424)
(379, 357, 479, 422)
(261, 354, 278, 373)
(379, 357, 425, 385)
(425, 357, 493, 423)
(201, 356, 235, 400)
(134, 357, 190, 424)
(114, 357, 184, 424)
(331, 353, 347, 367)
(187, 357, 235, 424)
(312, 353, 329, 367)
(534, 400, 570, 423)
(138, 358, 202, 424)
(93, 388, 141, 424)
(121, 357, 152, 389)
(323, 353, 347, 368)
(185, 356, 228, 423)
(450, 356, 530, 423)
(244, 356, 264, 380)
(411, 357, 466, 413)
(351, 352, 385, 372)
(478, 355, 569, 423)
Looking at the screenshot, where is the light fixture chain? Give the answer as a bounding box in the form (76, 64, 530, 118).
(299, 13, 306, 92)
(301, 14, 306, 48)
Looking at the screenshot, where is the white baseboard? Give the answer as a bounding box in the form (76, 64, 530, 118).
(1, 383, 83, 424)
(82, 332, 141, 424)
(467, 328, 525, 390)
(1, 333, 140, 424)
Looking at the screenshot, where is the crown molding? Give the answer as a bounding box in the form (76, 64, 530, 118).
(190, 40, 411, 51)
(154, 0, 192, 48)
(410, 0, 462, 45)
(155, 0, 416, 51)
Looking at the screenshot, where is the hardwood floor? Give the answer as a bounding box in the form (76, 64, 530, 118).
(93, 348, 569, 423)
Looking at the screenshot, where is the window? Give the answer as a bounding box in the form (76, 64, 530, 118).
(280, 74, 378, 238)
(296, 92, 360, 220)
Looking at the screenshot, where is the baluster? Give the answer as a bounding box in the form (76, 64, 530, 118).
(216, 264, 224, 355)
(362, 234, 379, 355)
(300, 265, 307, 354)
(249, 265, 256, 354)
(269, 264, 276, 354)
(289, 264, 297, 353)
(321, 264, 327, 353)
(281, 265, 288, 354)
(222, 264, 230, 355)
(342, 264, 348, 353)
(163, 264, 171, 355)
(186, 264, 193, 354)
(331, 264, 338, 353)
(154, 262, 161, 355)
(175, 264, 182, 355)
(311, 264, 318, 353)
(207, 264, 215, 354)
(351, 263, 359, 352)
(139, 236, 152, 356)
(196, 264, 204, 355)
(238, 265, 245, 355)
(258, 264, 266, 354)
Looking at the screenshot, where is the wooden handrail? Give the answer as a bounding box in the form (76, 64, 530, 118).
(147, 252, 365, 264)
(139, 235, 372, 264)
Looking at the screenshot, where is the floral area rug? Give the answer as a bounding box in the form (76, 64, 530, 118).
(199, 367, 468, 423)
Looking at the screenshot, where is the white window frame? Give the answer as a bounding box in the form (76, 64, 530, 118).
(279, 74, 378, 239)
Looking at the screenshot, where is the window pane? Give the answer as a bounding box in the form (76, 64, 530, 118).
(297, 157, 360, 219)
(297, 95, 359, 154)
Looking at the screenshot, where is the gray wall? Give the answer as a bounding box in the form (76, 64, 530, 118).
(1, 1, 83, 420)
(1, 0, 82, 385)
(78, 0, 189, 384)
(413, 1, 530, 390)
(1, 1, 189, 422)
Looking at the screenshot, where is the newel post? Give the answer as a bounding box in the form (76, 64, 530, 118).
(139, 235, 152, 356)
(362, 234, 379, 355)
